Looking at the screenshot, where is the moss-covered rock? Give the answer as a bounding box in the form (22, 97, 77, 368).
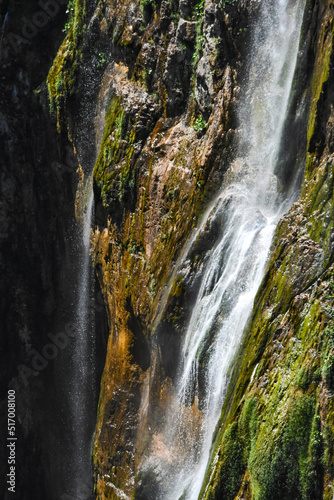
(47, 0, 86, 131)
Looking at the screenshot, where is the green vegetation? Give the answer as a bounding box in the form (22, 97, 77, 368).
(306, 22, 334, 151)
(322, 278, 334, 391)
(62, 0, 75, 32)
(193, 116, 207, 132)
(93, 96, 137, 208)
(47, 0, 87, 129)
(97, 51, 110, 68)
(204, 398, 258, 500)
(191, 0, 205, 76)
(250, 395, 320, 500)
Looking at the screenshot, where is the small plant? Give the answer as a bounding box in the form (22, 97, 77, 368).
(62, 0, 75, 33)
(97, 51, 110, 68)
(237, 27, 248, 36)
(192, 35, 205, 66)
(66, 0, 75, 15)
(62, 21, 72, 33)
(193, 116, 207, 132)
(193, 0, 205, 20)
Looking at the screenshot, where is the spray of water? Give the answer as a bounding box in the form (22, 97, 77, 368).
(143, 0, 306, 498)
(71, 180, 95, 498)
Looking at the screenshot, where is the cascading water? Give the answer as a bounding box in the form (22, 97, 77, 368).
(144, 0, 306, 498)
(70, 179, 96, 498)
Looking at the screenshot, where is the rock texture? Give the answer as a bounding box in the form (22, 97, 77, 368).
(16, 0, 334, 498)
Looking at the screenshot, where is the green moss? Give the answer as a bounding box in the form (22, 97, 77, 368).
(93, 95, 138, 209)
(47, 0, 86, 128)
(171, 276, 185, 297)
(323, 420, 334, 477)
(295, 364, 321, 391)
(323, 357, 334, 391)
(306, 21, 334, 171)
(202, 259, 334, 498)
(321, 276, 334, 391)
(249, 395, 321, 500)
(202, 398, 258, 499)
(239, 396, 258, 457)
(204, 422, 246, 500)
(303, 408, 323, 500)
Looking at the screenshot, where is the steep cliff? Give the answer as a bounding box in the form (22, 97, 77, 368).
(0, 1, 107, 498)
(0, 2, 74, 498)
(43, 0, 334, 498)
(47, 0, 251, 496)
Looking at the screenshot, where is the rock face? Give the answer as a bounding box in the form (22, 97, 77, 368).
(0, 2, 78, 499)
(0, 2, 108, 499)
(5, 0, 334, 499)
(47, 0, 251, 496)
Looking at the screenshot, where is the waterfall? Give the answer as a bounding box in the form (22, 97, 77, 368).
(144, 0, 306, 498)
(70, 179, 96, 499)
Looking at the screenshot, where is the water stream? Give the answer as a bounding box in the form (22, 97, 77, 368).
(145, 0, 306, 498)
(71, 181, 95, 498)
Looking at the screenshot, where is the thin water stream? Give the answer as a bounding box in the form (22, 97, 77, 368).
(144, 0, 306, 498)
(67, 46, 111, 497)
(70, 181, 96, 499)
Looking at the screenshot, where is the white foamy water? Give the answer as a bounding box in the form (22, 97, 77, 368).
(143, 0, 306, 498)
